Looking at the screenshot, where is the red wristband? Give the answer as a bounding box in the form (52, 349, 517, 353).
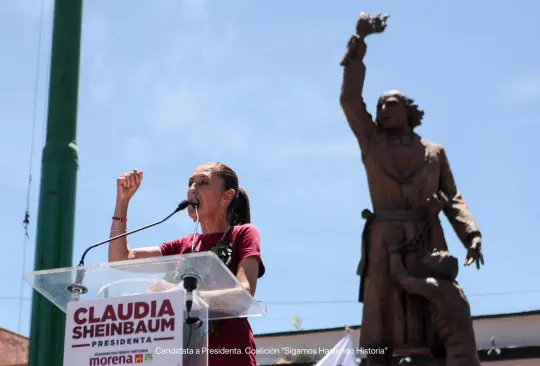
(112, 216, 127, 222)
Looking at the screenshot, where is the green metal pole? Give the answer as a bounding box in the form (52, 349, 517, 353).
(28, 0, 83, 365)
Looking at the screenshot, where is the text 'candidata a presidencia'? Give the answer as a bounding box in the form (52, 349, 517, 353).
(154, 345, 388, 356)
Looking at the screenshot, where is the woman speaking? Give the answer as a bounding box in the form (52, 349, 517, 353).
(108, 162, 265, 366)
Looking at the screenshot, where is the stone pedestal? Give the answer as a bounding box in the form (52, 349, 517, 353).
(359, 347, 446, 366)
(391, 355, 445, 366)
(390, 347, 445, 366)
(359, 356, 445, 366)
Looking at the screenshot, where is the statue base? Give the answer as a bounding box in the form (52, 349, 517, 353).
(358, 345, 453, 365)
(359, 356, 445, 366)
(390, 347, 445, 366)
(391, 355, 445, 366)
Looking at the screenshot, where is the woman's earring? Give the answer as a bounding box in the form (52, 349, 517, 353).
(221, 206, 225, 219)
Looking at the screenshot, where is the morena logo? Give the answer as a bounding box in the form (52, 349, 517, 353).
(88, 353, 152, 365)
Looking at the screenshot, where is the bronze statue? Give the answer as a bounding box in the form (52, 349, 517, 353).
(339, 12, 484, 365)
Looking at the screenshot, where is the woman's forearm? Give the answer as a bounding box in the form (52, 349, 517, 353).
(108, 200, 130, 262)
(197, 285, 252, 314)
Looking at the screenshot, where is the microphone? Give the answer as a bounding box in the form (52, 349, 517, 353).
(67, 199, 195, 299)
(78, 199, 194, 266)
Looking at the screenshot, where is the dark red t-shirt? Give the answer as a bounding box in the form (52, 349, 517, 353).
(160, 224, 265, 366)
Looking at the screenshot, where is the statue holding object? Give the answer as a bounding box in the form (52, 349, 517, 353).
(339, 12, 484, 366)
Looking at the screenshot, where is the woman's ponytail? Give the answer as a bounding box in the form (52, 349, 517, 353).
(229, 187, 250, 226)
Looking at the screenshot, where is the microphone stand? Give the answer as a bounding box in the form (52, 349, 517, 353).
(66, 199, 194, 301)
(181, 202, 204, 344)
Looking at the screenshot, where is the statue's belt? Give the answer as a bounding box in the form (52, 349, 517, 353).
(361, 208, 435, 254)
(362, 208, 430, 223)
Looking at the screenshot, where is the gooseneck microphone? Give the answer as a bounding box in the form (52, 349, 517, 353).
(67, 199, 197, 299)
(78, 199, 193, 266)
(183, 198, 203, 333)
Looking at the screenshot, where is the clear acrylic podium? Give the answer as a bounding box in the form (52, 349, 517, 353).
(23, 251, 267, 366)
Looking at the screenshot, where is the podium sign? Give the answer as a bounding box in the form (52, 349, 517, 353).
(23, 252, 266, 366)
(64, 291, 184, 366)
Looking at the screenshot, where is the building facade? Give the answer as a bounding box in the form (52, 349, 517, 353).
(254, 310, 540, 365)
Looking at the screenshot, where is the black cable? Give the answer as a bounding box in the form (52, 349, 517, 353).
(184, 324, 193, 350)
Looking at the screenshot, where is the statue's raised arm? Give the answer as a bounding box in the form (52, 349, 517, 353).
(339, 13, 389, 155)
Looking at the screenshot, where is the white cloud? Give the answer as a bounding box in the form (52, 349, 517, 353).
(506, 75, 540, 105)
(274, 140, 360, 159)
(181, 0, 209, 19)
(83, 15, 108, 69)
(74, 0, 356, 174)
(3, 0, 54, 22)
(0, 144, 29, 188)
(123, 136, 155, 167)
(142, 72, 358, 162)
(146, 74, 268, 157)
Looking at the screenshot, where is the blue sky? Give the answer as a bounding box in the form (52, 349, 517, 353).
(1, 0, 540, 340)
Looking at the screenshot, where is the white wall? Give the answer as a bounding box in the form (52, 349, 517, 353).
(482, 360, 540, 365)
(254, 313, 540, 365)
(474, 315, 540, 348)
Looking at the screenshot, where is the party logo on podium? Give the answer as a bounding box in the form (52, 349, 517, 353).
(135, 354, 143, 363)
(144, 354, 153, 361)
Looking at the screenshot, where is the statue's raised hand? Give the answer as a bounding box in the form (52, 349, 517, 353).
(356, 12, 389, 37)
(340, 12, 389, 66)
